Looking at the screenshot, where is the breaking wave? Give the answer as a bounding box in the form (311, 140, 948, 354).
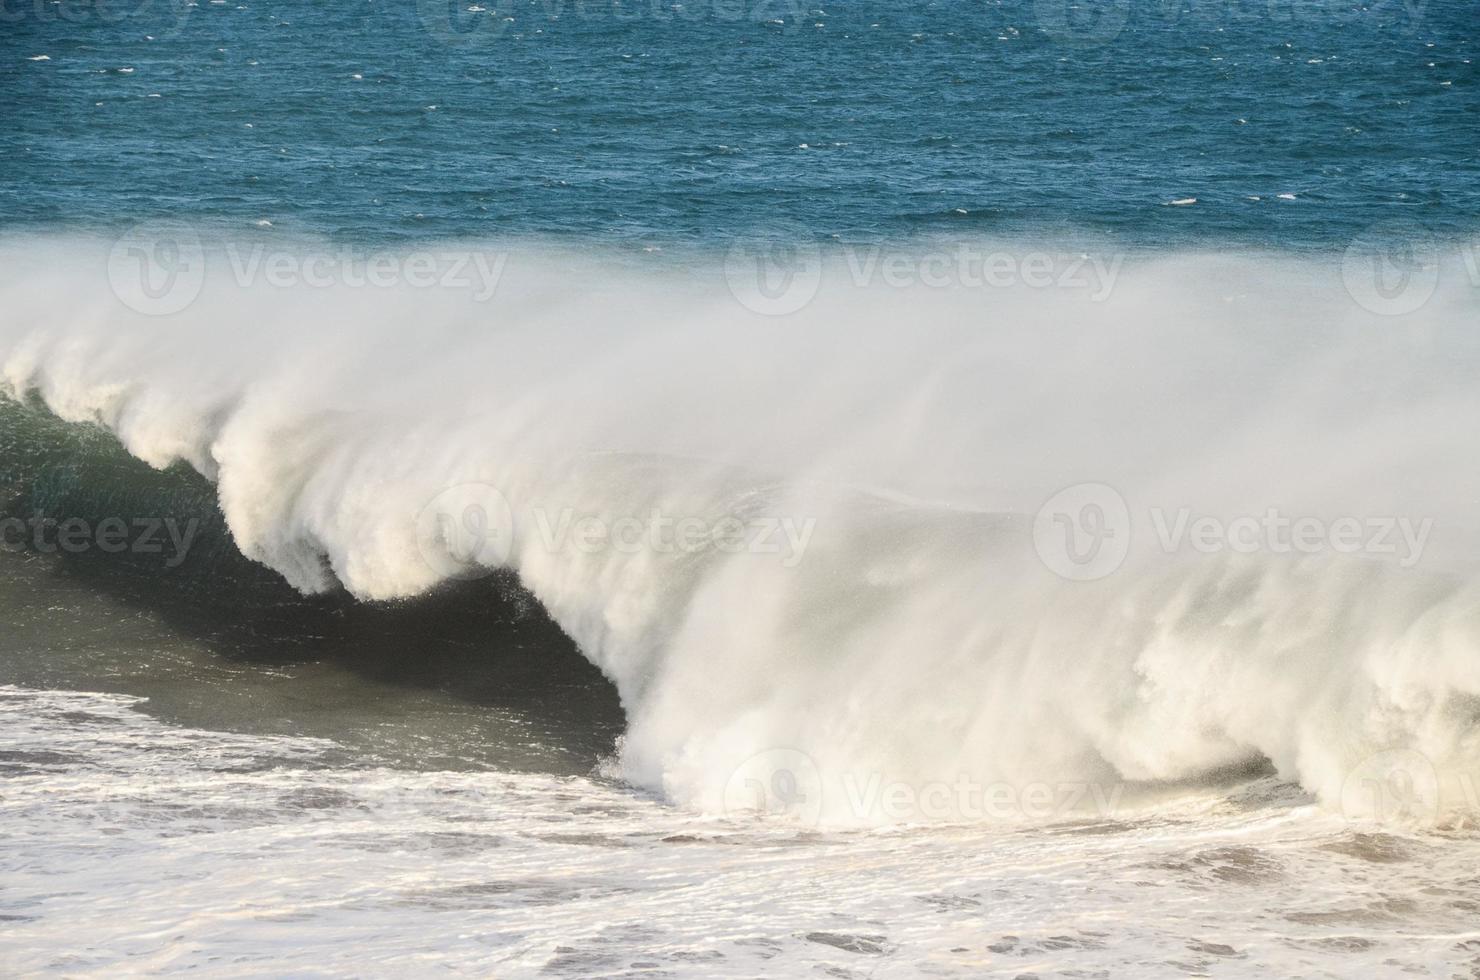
(4, 232, 1480, 826)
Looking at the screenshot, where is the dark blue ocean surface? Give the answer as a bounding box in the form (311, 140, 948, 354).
(2, 0, 1475, 248)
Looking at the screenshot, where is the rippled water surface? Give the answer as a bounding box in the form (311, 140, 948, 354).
(3, 0, 1477, 246)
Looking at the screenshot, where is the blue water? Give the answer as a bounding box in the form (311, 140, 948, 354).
(3, 0, 1475, 248)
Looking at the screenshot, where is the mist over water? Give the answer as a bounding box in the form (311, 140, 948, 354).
(4, 235, 1479, 827)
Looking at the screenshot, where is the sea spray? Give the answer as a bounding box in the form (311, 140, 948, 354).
(4, 234, 1480, 826)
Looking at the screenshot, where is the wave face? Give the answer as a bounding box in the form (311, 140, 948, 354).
(4, 234, 1480, 826)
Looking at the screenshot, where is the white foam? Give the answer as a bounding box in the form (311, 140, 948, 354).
(2, 237, 1479, 828)
(4, 685, 1479, 976)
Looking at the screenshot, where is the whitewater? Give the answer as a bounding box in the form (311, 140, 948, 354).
(5, 233, 1480, 975)
(4, 232, 1480, 820)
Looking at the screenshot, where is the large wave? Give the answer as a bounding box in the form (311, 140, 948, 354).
(3, 232, 1479, 826)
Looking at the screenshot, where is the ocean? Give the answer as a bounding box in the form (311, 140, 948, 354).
(3, 1, 1480, 976)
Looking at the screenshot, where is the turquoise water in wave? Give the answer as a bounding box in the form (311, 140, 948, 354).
(3, 0, 1476, 247)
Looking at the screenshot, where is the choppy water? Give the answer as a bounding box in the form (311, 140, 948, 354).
(8, 684, 1480, 978)
(3, 0, 1477, 246)
(4, 1, 1480, 976)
